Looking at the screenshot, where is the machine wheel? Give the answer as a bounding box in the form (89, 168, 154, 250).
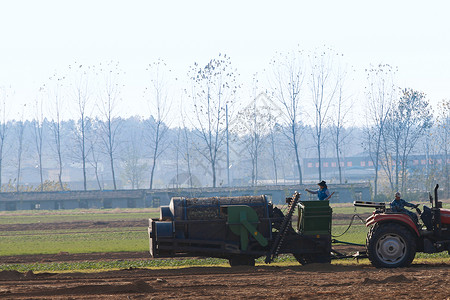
(293, 254, 330, 265)
(228, 255, 255, 267)
(367, 223, 416, 268)
(294, 254, 310, 265)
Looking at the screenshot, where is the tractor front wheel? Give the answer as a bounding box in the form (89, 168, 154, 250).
(367, 223, 416, 268)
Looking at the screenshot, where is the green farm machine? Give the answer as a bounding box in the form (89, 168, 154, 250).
(148, 192, 333, 266)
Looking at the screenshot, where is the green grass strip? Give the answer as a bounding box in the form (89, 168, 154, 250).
(0, 231, 149, 256)
(0, 212, 158, 225)
(0, 257, 228, 272)
(0, 227, 145, 237)
(1, 254, 448, 273)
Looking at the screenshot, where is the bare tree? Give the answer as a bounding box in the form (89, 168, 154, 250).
(383, 109, 401, 192)
(386, 89, 433, 194)
(435, 99, 450, 197)
(144, 59, 172, 190)
(232, 86, 276, 186)
(269, 50, 305, 184)
(15, 118, 26, 192)
(187, 54, 239, 187)
(88, 120, 102, 190)
(173, 128, 181, 189)
(233, 98, 268, 186)
(121, 126, 147, 189)
(268, 118, 281, 185)
(308, 49, 340, 181)
(69, 63, 93, 191)
(47, 75, 66, 190)
(364, 64, 397, 198)
(33, 88, 45, 191)
(378, 122, 396, 192)
(119, 117, 147, 189)
(96, 61, 124, 190)
(330, 64, 353, 184)
(180, 107, 194, 188)
(0, 87, 11, 189)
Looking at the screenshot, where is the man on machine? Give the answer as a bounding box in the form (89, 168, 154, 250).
(390, 191, 419, 224)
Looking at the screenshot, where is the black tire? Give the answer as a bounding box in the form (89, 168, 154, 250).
(367, 223, 416, 268)
(228, 255, 255, 267)
(294, 254, 330, 265)
(293, 254, 309, 265)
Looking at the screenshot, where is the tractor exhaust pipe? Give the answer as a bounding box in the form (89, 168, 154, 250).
(434, 184, 442, 209)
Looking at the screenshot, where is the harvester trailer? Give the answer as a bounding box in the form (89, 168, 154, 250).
(148, 185, 450, 267)
(148, 192, 332, 266)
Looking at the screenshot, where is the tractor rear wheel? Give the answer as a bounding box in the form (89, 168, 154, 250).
(367, 223, 416, 268)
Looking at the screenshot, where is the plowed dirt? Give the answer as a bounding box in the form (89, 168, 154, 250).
(0, 259, 449, 299)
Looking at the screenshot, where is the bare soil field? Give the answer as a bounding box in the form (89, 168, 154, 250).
(1, 211, 449, 299)
(0, 261, 449, 299)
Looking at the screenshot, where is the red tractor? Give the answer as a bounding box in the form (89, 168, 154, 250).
(354, 184, 450, 268)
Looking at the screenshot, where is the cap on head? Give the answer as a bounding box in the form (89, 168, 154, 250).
(318, 180, 327, 187)
(395, 192, 401, 198)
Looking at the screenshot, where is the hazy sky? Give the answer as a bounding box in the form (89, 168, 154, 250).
(1, 0, 449, 122)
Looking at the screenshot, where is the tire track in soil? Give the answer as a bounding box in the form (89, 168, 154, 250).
(1, 265, 449, 299)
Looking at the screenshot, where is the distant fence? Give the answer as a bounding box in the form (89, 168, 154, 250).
(0, 183, 371, 211)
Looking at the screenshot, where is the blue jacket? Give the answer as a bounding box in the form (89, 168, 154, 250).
(309, 188, 330, 200)
(390, 198, 415, 212)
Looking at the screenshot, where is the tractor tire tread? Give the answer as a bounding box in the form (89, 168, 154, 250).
(367, 223, 416, 268)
